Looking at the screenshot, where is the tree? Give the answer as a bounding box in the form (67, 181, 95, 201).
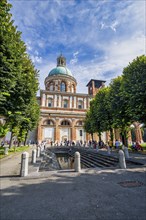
(122, 55, 146, 124)
(109, 76, 132, 146)
(94, 87, 114, 144)
(84, 99, 103, 141)
(0, 0, 27, 114)
(0, 0, 40, 147)
(84, 110, 96, 141)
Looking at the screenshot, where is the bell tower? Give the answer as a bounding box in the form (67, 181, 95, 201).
(86, 79, 106, 96)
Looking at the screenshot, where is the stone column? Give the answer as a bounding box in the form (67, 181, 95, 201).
(70, 96, 72, 108)
(119, 150, 126, 169)
(41, 93, 46, 107)
(4, 147, 9, 155)
(107, 146, 111, 155)
(37, 146, 40, 158)
(37, 120, 42, 144)
(75, 151, 81, 172)
(124, 146, 129, 159)
(74, 97, 76, 108)
(32, 149, 36, 164)
(55, 118, 60, 142)
(20, 152, 29, 177)
(71, 119, 76, 142)
(84, 98, 86, 109)
(45, 94, 47, 107)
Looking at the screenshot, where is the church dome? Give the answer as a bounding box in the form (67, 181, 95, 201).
(49, 66, 72, 76)
(48, 54, 73, 77)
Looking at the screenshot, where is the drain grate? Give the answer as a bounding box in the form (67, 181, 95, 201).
(118, 181, 144, 188)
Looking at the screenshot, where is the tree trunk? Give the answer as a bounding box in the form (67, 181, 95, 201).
(121, 129, 128, 147)
(18, 141, 21, 147)
(9, 132, 13, 149)
(109, 128, 113, 146)
(124, 130, 128, 147)
(24, 130, 28, 146)
(91, 133, 93, 141)
(98, 132, 101, 142)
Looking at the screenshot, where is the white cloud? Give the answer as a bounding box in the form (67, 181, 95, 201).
(100, 20, 119, 32)
(70, 51, 79, 65)
(26, 41, 32, 51)
(31, 55, 42, 64)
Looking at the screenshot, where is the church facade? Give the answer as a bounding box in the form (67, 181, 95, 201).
(37, 55, 106, 144)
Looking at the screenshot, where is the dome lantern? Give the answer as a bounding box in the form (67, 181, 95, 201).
(57, 54, 66, 67)
(48, 54, 73, 77)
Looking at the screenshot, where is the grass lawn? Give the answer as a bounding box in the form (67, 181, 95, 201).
(0, 145, 30, 159)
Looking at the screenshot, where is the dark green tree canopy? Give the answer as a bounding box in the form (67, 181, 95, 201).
(0, 0, 40, 145)
(122, 55, 146, 123)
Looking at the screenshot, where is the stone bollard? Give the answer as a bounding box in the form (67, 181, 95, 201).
(32, 149, 36, 164)
(74, 151, 81, 172)
(20, 152, 29, 177)
(107, 146, 111, 155)
(119, 150, 126, 169)
(37, 147, 40, 158)
(4, 147, 9, 155)
(124, 146, 129, 159)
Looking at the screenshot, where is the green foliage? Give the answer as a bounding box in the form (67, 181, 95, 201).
(0, 0, 40, 145)
(84, 108, 97, 139)
(84, 55, 146, 145)
(94, 87, 114, 132)
(109, 76, 132, 129)
(122, 55, 146, 123)
(0, 121, 9, 138)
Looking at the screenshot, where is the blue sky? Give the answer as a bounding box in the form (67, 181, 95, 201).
(9, 0, 145, 94)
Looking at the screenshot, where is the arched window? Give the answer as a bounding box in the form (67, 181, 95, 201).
(61, 120, 70, 126)
(44, 120, 54, 125)
(78, 100, 83, 109)
(76, 121, 83, 126)
(60, 82, 66, 92)
(63, 99, 68, 108)
(49, 83, 54, 91)
(48, 98, 53, 107)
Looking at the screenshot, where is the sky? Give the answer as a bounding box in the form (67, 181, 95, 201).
(9, 0, 146, 95)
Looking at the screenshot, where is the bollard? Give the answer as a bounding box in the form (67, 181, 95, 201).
(124, 147, 129, 159)
(119, 150, 126, 169)
(107, 146, 111, 155)
(37, 147, 40, 158)
(4, 147, 9, 155)
(74, 151, 81, 172)
(20, 152, 29, 177)
(32, 149, 36, 164)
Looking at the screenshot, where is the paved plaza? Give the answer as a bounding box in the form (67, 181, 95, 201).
(0, 148, 146, 220)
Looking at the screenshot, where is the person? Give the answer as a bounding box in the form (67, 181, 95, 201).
(1, 141, 4, 147)
(135, 142, 143, 151)
(131, 142, 136, 151)
(108, 140, 113, 150)
(115, 139, 120, 150)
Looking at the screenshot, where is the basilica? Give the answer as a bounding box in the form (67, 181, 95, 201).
(37, 54, 106, 144)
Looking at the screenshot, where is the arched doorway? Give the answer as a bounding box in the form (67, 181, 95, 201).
(60, 120, 71, 142)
